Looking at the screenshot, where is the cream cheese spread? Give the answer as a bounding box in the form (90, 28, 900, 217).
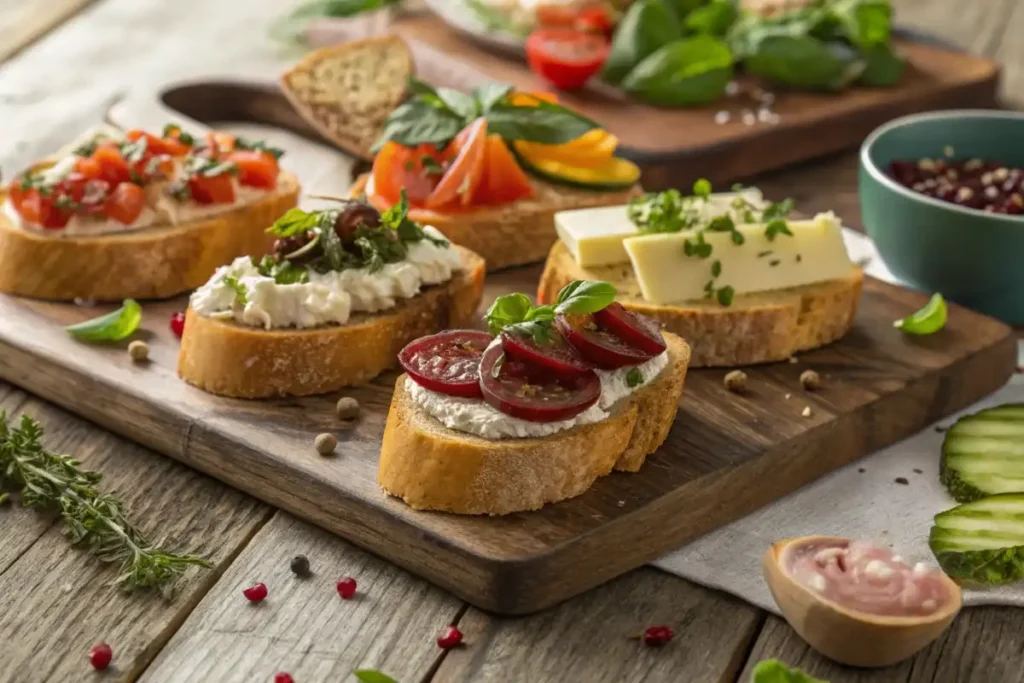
(190, 226, 462, 330)
(407, 346, 669, 439)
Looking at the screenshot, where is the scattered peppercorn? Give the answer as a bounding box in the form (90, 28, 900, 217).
(290, 554, 311, 578)
(437, 625, 464, 649)
(243, 582, 268, 603)
(913, 468, 923, 474)
(799, 370, 821, 390)
(314, 433, 337, 456)
(170, 311, 186, 339)
(643, 625, 674, 646)
(858, 468, 866, 473)
(89, 643, 113, 671)
(895, 477, 909, 485)
(336, 397, 360, 420)
(724, 370, 747, 392)
(127, 340, 150, 362)
(336, 577, 357, 599)
(274, 674, 295, 683)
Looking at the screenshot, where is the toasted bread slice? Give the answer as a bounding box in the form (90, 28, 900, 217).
(281, 35, 413, 160)
(539, 240, 864, 367)
(351, 173, 642, 271)
(378, 333, 690, 515)
(0, 173, 300, 302)
(177, 246, 485, 398)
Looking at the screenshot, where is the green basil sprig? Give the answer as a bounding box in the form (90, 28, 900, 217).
(602, 0, 682, 85)
(622, 35, 734, 106)
(66, 300, 142, 342)
(485, 280, 617, 343)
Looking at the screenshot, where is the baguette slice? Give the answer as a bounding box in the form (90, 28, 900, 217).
(378, 333, 690, 515)
(352, 173, 642, 271)
(539, 240, 864, 367)
(0, 173, 300, 302)
(177, 246, 485, 398)
(281, 35, 413, 160)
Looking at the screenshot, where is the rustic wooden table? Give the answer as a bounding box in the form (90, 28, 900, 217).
(1, 1, 1023, 682)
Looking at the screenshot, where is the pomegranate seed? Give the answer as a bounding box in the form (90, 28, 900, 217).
(243, 582, 268, 602)
(170, 311, 186, 338)
(437, 625, 464, 649)
(336, 577, 357, 599)
(274, 674, 295, 683)
(89, 642, 113, 670)
(643, 625, 674, 646)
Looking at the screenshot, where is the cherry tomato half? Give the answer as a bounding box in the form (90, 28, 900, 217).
(525, 28, 609, 91)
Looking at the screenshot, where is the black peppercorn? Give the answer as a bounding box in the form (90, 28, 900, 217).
(290, 554, 311, 577)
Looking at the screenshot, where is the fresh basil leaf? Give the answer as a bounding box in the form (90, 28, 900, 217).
(354, 670, 399, 683)
(622, 36, 734, 106)
(267, 208, 320, 238)
(685, 0, 737, 37)
(485, 101, 599, 144)
(554, 281, 617, 315)
(223, 276, 248, 305)
(750, 659, 828, 683)
(859, 42, 905, 86)
(66, 299, 142, 342)
(743, 33, 865, 91)
(474, 82, 514, 112)
(506, 320, 555, 345)
(829, 0, 891, 48)
(374, 100, 466, 150)
(437, 87, 479, 120)
(486, 293, 535, 335)
(407, 76, 439, 97)
(602, 0, 683, 85)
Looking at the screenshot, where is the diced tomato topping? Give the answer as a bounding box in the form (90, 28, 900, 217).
(103, 183, 146, 225)
(205, 131, 236, 156)
(188, 173, 236, 204)
(425, 118, 488, 210)
(161, 136, 191, 157)
(17, 189, 71, 230)
(477, 135, 534, 205)
(92, 144, 133, 186)
(7, 180, 25, 209)
(74, 156, 103, 180)
(227, 150, 280, 189)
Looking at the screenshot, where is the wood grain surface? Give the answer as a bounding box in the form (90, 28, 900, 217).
(0, 0, 94, 62)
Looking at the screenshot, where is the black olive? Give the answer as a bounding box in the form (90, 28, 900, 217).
(334, 201, 381, 243)
(273, 236, 304, 257)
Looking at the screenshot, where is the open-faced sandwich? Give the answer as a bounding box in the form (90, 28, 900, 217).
(378, 280, 690, 515)
(538, 181, 864, 366)
(177, 193, 485, 398)
(0, 125, 300, 301)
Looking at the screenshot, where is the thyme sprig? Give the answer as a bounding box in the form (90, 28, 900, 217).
(0, 413, 211, 593)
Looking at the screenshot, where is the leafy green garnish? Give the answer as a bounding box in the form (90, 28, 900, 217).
(764, 219, 793, 241)
(353, 670, 399, 683)
(621, 35, 735, 107)
(65, 299, 142, 342)
(485, 281, 617, 343)
(267, 208, 322, 238)
(223, 276, 248, 305)
(894, 292, 947, 335)
(183, 155, 238, 178)
(602, 0, 682, 86)
(693, 178, 712, 198)
(234, 136, 285, 160)
(626, 367, 645, 388)
(254, 255, 310, 285)
(162, 123, 195, 146)
(751, 659, 827, 683)
(716, 285, 735, 306)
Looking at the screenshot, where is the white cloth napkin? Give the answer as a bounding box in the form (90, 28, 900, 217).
(652, 229, 1024, 612)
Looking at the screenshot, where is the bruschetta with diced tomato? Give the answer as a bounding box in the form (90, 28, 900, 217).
(0, 125, 300, 301)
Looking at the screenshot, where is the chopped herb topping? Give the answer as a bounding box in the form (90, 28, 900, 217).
(223, 276, 248, 305)
(769, 259, 781, 267)
(184, 156, 238, 178)
(711, 260, 722, 277)
(486, 280, 617, 344)
(716, 285, 735, 306)
(764, 219, 793, 241)
(162, 124, 195, 146)
(234, 136, 284, 159)
(626, 367, 645, 388)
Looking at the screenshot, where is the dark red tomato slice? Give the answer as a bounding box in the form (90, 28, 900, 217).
(399, 330, 492, 398)
(479, 343, 600, 422)
(188, 173, 236, 204)
(554, 314, 652, 369)
(499, 328, 592, 378)
(592, 303, 667, 356)
(525, 28, 609, 90)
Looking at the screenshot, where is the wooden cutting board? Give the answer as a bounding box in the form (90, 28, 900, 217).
(298, 14, 1001, 190)
(0, 271, 1014, 615)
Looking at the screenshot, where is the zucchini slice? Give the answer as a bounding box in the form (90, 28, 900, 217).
(941, 403, 1024, 502)
(930, 493, 1024, 584)
(513, 151, 641, 191)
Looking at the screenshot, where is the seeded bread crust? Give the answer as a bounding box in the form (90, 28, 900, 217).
(351, 173, 642, 271)
(280, 35, 413, 160)
(177, 246, 486, 398)
(538, 240, 864, 367)
(0, 173, 300, 302)
(377, 333, 690, 515)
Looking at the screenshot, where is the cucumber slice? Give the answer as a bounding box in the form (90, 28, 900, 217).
(513, 150, 641, 191)
(940, 404, 1024, 502)
(930, 493, 1024, 584)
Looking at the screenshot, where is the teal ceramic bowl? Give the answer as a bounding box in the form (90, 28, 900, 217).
(859, 110, 1024, 325)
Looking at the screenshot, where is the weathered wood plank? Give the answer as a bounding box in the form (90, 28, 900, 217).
(992, 1, 1024, 110)
(0, 0, 93, 63)
(0, 386, 271, 683)
(433, 568, 761, 683)
(141, 512, 463, 683)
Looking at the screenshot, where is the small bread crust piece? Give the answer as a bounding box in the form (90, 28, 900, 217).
(351, 173, 642, 271)
(0, 173, 300, 302)
(538, 240, 864, 367)
(177, 246, 486, 399)
(378, 333, 690, 515)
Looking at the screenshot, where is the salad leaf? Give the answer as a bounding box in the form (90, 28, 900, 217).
(622, 35, 733, 106)
(65, 300, 143, 342)
(602, 0, 683, 85)
(859, 42, 905, 86)
(751, 659, 828, 683)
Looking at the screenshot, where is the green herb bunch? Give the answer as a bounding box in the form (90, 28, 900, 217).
(751, 659, 828, 682)
(0, 413, 211, 592)
(486, 280, 617, 344)
(375, 78, 600, 151)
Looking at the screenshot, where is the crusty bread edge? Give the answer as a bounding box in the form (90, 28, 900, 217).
(377, 333, 690, 515)
(177, 246, 486, 398)
(0, 172, 301, 302)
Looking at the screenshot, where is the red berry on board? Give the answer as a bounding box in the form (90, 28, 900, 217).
(243, 582, 268, 602)
(643, 625, 674, 646)
(437, 625, 464, 649)
(336, 577, 357, 599)
(89, 642, 113, 670)
(170, 311, 186, 338)
(274, 674, 295, 683)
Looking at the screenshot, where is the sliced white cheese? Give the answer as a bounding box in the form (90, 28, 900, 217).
(622, 212, 854, 305)
(555, 189, 766, 268)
